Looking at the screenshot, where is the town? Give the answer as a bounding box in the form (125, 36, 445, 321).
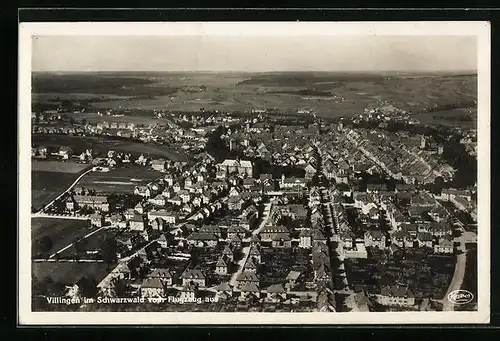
(31, 104, 478, 313)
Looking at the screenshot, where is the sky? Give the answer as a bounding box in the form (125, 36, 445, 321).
(31, 35, 477, 72)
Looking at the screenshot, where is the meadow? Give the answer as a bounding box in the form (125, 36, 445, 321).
(78, 165, 162, 193)
(32, 261, 113, 286)
(31, 164, 90, 211)
(31, 218, 93, 258)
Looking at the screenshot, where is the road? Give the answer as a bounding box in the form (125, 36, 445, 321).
(49, 226, 105, 259)
(229, 201, 273, 288)
(34, 167, 94, 214)
(31, 213, 90, 220)
(441, 231, 468, 311)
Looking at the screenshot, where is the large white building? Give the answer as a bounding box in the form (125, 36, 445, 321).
(216, 159, 253, 177)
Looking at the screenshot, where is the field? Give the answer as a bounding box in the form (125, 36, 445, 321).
(32, 261, 113, 285)
(32, 160, 90, 173)
(78, 165, 162, 193)
(32, 72, 477, 122)
(32, 162, 91, 211)
(32, 134, 188, 161)
(31, 218, 94, 258)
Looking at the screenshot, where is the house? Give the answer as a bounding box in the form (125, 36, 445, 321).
(215, 282, 233, 300)
(147, 268, 173, 286)
(172, 182, 182, 193)
(304, 164, 317, 180)
(364, 230, 386, 249)
(259, 225, 290, 242)
(280, 176, 307, 190)
(149, 195, 165, 207)
(215, 258, 228, 275)
(265, 283, 287, 302)
(140, 278, 164, 298)
(180, 282, 198, 301)
(391, 231, 407, 248)
(129, 215, 145, 231)
(186, 232, 218, 248)
(227, 225, 246, 240)
(90, 213, 104, 227)
(108, 213, 127, 229)
(164, 174, 174, 186)
(236, 272, 259, 290)
(151, 159, 167, 172)
(216, 159, 253, 177)
(248, 245, 261, 263)
(416, 232, 433, 248)
(123, 209, 135, 221)
(222, 245, 234, 262)
(375, 285, 415, 307)
(73, 195, 110, 212)
(434, 236, 454, 254)
(134, 203, 145, 214)
(312, 230, 327, 247)
(168, 195, 183, 206)
(178, 190, 191, 203)
(199, 225, 222, 238)
(239, 282, 260, 301)
(181, 269, 206, 287)
(243, 258, 257, 273)
(299, 229, 312, 249)
(227, 195, 245, 211)
(134, 186, 151, 198)
(272, 233, 292, 248)
(429, 222, 453, 237)
(230, 234, 242, 248)
(157, 234, 169, 248)
(285, 270, 302, 291)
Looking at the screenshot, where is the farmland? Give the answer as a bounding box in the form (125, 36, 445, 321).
(77, 165, 162, 193)
(31, 161, 91, 211)
(32, 261, 113, 285)
(32, 160, 90, 173)
(32, 134, 188, 161)
(31, 218, 94, 258)
(32, 72, 477, 123)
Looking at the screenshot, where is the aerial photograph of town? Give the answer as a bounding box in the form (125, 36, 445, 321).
(27, 31, 480, 315)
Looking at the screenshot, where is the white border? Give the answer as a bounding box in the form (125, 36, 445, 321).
(18, 21, 491, 325)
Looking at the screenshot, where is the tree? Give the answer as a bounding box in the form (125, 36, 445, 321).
(77, 276, 98, 298)
(74, 237, 88, 255)
(37, 236, 53, 254)
(100, 233, 118, 263)
(112, 278, 131, 298)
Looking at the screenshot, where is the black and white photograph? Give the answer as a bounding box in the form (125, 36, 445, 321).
(18, 21, 490, 324)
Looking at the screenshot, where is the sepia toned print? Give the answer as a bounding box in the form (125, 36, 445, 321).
(18, 21, 490, 324)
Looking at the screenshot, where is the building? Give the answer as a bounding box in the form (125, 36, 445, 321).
(140, 278, 164, 298)
(216, 159, 253, 177)
(215, 258, 228, 275)
(181, 269, 206, 287)
(90, 213, 104, 227)
(147, 268, 173, 286)
(259, 225, 290, 242)
(434, 236, 454, 254)
(299, 229, 312, 248)
(72, 195, 109, 212)
(364, 230, 386, 249)
(375, 286, 415, 307)
(129, 215, 145, 231)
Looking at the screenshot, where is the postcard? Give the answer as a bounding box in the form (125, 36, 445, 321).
(18, 21, 490, 324)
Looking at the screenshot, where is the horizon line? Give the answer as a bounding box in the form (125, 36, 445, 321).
(32, 69, 478, 74)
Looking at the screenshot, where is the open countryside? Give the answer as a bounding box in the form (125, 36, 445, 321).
(33, 72, 477, 122)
